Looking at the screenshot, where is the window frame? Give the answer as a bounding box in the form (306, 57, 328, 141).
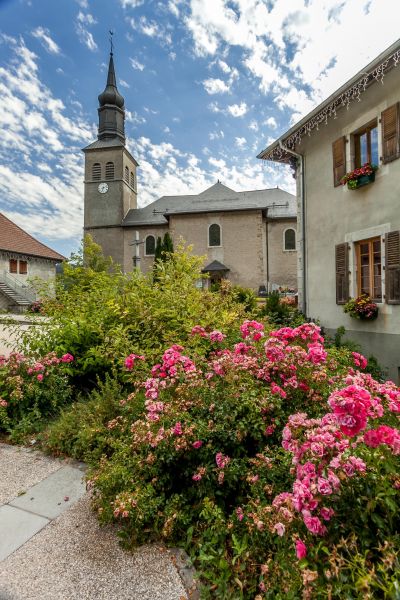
(19, 260, 28, 275)
(353, 119, 378, 168)
(124, 166, 129, 183)
(283, 228, 296, 252)
(92, 163, 101, 181)
(355, 236, 382, 302)
(130, 172, 135, 189)
(208, 223, 222, 248)
(9, 259, 17, 274)
(144, 235, 156, 257)
(105, 161, 114, 180)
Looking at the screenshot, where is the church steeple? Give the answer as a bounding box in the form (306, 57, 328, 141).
(97, 51, 125, 143)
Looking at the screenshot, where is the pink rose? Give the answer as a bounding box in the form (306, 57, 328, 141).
(192, 440, 203, 449)
(37, 374, 43, 382)
(295, 539, 307, 559)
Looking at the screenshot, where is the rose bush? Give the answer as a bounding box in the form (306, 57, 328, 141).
(89, 322, 400, 598)
(0, 352, 74, 440)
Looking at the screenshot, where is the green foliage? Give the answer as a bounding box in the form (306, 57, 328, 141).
(0, 353, 73, 442)
(260, 291, 305, 327)
(227, 284, 258, 313)
(41, 374, 127, 463)
(12, 240, 244, 391)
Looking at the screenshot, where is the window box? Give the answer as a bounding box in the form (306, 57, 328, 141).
(348, 171, 375, 190)
(340, 163, 378, 190)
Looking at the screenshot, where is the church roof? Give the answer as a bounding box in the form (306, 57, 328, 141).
(0, 213, 64, 261)
(122, 182, 296, 227)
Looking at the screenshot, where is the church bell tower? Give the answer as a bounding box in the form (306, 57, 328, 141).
(83, 48, 138, 267)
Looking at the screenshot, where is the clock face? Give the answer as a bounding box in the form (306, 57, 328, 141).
(98, 182, 109, 194)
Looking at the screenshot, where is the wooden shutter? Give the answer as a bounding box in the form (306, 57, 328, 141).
(385, 231, 400, 304)
(335, 243, 349, 304)
(381, 103, 400, 163)
(332, 137, 346, 187)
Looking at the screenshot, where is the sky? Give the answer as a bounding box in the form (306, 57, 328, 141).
(0, 0, 399, 257)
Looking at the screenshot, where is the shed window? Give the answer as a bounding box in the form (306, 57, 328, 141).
(284, 228, 296, 251)
(105, 162, 114, 180)
(9, 259, 17, 274)
(208, 224, 221, 247)
(124, 166, 129, 183)
(130, 172, 135, 188)
(19, 260, 28, 275)
(145, 235, 156, 256)
(92, 163, 101, 181)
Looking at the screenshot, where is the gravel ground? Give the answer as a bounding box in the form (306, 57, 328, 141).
(0, 444, 61, 505)
(0, 494, 187, 600)
(0, 445, 188, 600)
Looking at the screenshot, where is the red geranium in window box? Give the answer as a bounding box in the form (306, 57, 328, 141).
(340, 163, 378, 189)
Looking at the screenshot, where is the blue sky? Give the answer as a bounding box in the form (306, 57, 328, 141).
(0, 0, 399, 256)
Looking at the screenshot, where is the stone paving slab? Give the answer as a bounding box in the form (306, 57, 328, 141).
(10, 465, 86, 519)
(0, 505, 49, 561)
(0, 444, 61, 505)
(0, 495, 187, 600)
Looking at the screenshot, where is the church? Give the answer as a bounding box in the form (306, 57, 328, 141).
(83, 52, 297, 292)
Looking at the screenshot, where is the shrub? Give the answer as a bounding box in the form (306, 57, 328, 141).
(0, 352, 73, 441)
(12, 237, 245, 391)
(260, 291, 305, 327)
(88, 321, 400, 598)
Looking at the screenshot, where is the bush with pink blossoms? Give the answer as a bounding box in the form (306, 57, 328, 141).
(0, 352, 73, 440)
(88, 321, 400, 598)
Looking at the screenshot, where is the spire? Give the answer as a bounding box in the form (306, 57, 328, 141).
(97, 40, 126, 142)
(98, 52, 125, 109)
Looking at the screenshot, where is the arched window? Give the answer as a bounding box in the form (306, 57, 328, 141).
(284, 228, 296, 251)
(92, 163, 101, 181)
(208, 223, 221, 247)
(105, 162, 114, 180)
(124, 166, 129, 183)
(130, 172, 135, 188)
(145, 235, 156, 256)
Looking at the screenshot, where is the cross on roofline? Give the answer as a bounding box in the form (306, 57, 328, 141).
(109, 30, 114, 54)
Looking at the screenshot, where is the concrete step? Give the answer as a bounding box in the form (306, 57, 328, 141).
(0, 282, 31, 305)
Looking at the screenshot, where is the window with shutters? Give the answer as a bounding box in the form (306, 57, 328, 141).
(284, 228, 296, 251)
(124, 166, 129, 183)
(208, 224, 221, 247)
(105, 162, 114, 180)
(145, 235, 156, 256)
(19, 260, 28, 275)
(332, 137, 346, 186)
(130, 172, 135, 188)
(354, 120, 378, 167)
(335, 243, 349, 304)
(385, 230, 400, 304)
(381, 103, 400, 163)
(9, 259, 17, 274)
(92, 163, 101, 181)
(355, 237, 382, 302)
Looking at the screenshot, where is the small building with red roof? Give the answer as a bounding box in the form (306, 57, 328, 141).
(0, 213, 64, 311)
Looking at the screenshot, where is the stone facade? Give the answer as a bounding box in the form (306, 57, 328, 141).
(260, 40, 400, 381)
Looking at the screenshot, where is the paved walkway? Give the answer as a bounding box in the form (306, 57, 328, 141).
(0, 444, 188, 600)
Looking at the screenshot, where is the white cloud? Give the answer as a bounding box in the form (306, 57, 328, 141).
(265, 116, 277, 129)
(120, 0, 144, 7)
(249, 120, 258, 131)
(227, 102, 248, 117)
(203, 77, 230, 94)
(130, 16, 172, 45)
(208, 130, 224, 140)
(32, 27, 60, 55)
(119, 79, 130, 88)
(77, 12, 97, 25)
(130, 57, 144, 71)
(75, 21, 97, 51)
(235, 136, 246, 148)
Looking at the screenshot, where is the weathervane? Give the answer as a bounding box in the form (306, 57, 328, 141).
(109, 30, 114, 54)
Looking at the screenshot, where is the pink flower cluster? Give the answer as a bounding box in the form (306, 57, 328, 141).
(240, 320, 264, 341)
(191, 325, 226, 343)
(124, 353, 145, 369)
(364, 425, 400, 453)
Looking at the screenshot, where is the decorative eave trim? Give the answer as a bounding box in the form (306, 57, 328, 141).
(258, 40, 400, 163)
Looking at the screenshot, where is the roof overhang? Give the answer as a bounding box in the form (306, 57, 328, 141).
(258, 38, 400, 164)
